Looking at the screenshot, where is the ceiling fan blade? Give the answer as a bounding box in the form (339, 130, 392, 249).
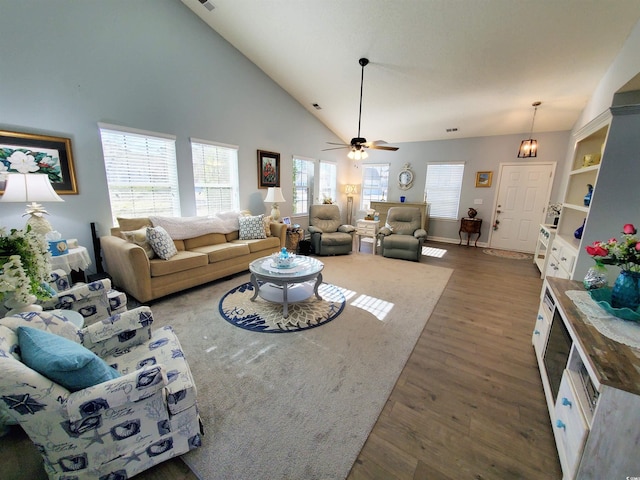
(321, 146, 350, 151)
(326, 141, 350, 146)
(368, 145, 399, 151)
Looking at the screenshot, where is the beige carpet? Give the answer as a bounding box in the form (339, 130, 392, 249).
(150, 253, 452, 480)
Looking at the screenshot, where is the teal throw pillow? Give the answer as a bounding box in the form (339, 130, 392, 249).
(17, 326, 121, 392)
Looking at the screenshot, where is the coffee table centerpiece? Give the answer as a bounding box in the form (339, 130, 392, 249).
(249, 251, 324, 319)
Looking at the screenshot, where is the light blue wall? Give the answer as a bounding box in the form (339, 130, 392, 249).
(0, 0, 347, 275)
(357, 130, 570, 240)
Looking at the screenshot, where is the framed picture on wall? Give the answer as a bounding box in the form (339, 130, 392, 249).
(0, 130, 78, 194)
(257, 150, 280, 188)
(475, 171, 493, 188)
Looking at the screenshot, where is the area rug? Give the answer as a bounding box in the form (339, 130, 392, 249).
(150, 254, 453, 480)
(483, 248, 534, 260)
(219, 281, 346, 332)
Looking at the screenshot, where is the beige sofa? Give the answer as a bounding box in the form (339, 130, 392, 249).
(101, 216, 286, 303)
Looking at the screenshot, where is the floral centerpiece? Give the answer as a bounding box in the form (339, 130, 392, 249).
(0, 226, 52, 309)
(585, 223, 640, 314)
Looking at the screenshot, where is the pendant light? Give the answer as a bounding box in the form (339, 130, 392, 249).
(517, 101, 541, 158)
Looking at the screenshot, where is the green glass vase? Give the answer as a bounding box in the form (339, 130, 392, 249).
(611, 270, 640, 311)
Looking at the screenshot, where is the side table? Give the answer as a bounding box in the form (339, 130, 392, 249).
(50, 245, 92, 283)
(459, 217, 482, 247)
(356, 219, 380, 254)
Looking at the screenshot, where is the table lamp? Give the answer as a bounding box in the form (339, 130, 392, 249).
(264, 187, 286, 222)
(0, 173, 64, 235)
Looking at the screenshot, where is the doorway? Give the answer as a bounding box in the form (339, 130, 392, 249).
(489, 162, 555, 252)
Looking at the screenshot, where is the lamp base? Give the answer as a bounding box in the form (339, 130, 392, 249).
(25, 214, 54, 236)
(271, 204, 281, 222)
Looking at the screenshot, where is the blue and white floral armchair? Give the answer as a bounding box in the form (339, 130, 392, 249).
(40, 270, 128, 326)
(0, 307, 202, 479)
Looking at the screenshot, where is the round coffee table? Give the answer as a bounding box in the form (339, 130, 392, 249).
(249, 255, 324, 318)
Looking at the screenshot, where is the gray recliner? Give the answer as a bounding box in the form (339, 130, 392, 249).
(308, 204, 355, 255)
(378, 207, 427, 261)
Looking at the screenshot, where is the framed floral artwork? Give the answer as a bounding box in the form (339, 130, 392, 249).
(257, 150, 280, 188)
(475, 171, 493, 188)
(0, 130, 78, 194)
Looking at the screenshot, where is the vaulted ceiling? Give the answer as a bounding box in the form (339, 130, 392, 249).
(181, 0, 640, 146)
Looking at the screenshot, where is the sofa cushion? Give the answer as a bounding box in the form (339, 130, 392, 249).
(147, 226, 178, 260)
(232, 236, 281, 253)
(117, 217, 151, 232)
(189, 242, 250, 263)
(239, 215, 266, 240)
(121, 227, 156, 259)
(183, 232, 229, 250)
(17, 326, 121, 392)
(149, 250, 209, 277)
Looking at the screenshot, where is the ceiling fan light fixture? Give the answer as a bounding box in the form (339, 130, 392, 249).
(348, 148, 368, 160)
(517, 101, 541, 158)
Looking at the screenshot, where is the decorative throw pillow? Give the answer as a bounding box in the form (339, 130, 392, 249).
(146, 226, 178, 260)
(121, 227, 156, 259)
(239, 214, 267, 240)
(263, 215, 272, 237)
(17, 326, 121, 392)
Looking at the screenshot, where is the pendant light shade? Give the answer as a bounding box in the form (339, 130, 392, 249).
(517, 101, 541, 158)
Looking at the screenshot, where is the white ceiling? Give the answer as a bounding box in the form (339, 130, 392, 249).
(181, 0, 640, 145)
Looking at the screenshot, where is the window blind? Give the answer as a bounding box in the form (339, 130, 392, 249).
(319, 160, 337, 203)
(425, 163, 465, 219)
(292, 156, 315, 214)
(361, 163, 390, 210)
(99, 124, 180, 224)
(191, 139, 239, 216)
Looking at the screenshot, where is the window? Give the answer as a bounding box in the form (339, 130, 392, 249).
(292, 156, 315, 214)
(319, 160, 337, 203)
(292, 157, 337, 214)
(361, 163, 390, 210)
(425, 163, 465, 219)
(99, 123, 180, 224)
(191, 139, 239, 216)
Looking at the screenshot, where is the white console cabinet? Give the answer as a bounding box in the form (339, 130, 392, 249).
(533, 277, 640, 479)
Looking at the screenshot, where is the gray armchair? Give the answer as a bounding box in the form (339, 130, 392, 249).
(308, 204, 355, 255)
(378, 207, 427, 261)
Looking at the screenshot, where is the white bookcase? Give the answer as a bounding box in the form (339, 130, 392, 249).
(549, 94, 640, 282)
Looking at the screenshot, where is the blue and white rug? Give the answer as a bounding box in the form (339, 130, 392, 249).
(218, 281, 346, 333)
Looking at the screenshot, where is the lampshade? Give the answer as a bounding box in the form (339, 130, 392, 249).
(0, 173, 64, 203)
(517, 139, 538, 158)
(517, 101, 541, 158)
(345, 184, 359, 196)
(264, 187, 285, 222)
(0, 173, 64, 235)
(264, 187, 286, 204)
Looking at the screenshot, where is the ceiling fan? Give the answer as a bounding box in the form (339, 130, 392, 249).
(323, 58, 399, 159)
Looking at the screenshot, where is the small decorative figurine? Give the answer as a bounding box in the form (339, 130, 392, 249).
(467, 208, 478, 218)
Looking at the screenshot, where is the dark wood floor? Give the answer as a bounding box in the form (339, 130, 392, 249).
(1, 241, 561, 479)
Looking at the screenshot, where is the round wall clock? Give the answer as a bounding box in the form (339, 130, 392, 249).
(398, 163, 414, 190)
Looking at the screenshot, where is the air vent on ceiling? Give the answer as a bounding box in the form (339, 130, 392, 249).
(198, 0, 215, 12)
(312, 103, 322, 110)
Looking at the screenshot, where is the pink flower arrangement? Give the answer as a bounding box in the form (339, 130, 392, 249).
(585, 223, 640, 272)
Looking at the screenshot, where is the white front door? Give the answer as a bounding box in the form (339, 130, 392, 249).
(489, 163, 555, 252)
